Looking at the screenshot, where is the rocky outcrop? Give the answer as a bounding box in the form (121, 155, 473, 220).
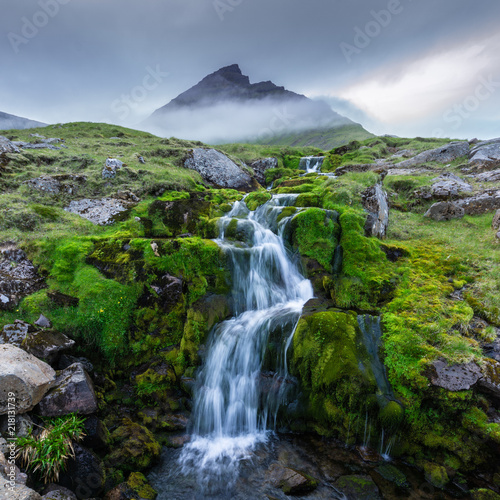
(26, 175, 86, 195)
(0, 344, 56, 414)
(428, 359, 482, 391)
(424, 201, 465, 221)
(469, 138, 500, 171)
(13, 137, 63, 151)
(65, 198, 133, 225)
(102, 158, 123, 179)
(184, 148, 257, 191)
(431, 173, 473, 199)
(37, 363, 98, 416)
(456, 191, 500, 215)
(0, 244, 45, 310)
(1, 320, 74, 363)
(361, 183, 389, 239)
(0, 135, 20, 154)
(397, 141, 469, 168)
(249, 157, 278, 185)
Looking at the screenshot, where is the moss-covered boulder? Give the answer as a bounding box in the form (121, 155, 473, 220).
(106, 418, 161, 473)
(104, 472, 158, 500)
(244, 191, 271, 211)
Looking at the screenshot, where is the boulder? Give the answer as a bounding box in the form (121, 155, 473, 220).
(424, 201, 464, 221)
(65, 198, 132, 225)
(0, 244, 45, 310)
(184, 148, 257, 191)
(58, 444, 105, 500)
(469, 138, 500, 170)
(41, 484, 77, 500)
(267, 463, 318, 495)
(102, 158, 123, 179)
(25, 175, 86, 195)
(428, 359, 482, 391)
(475, 169, 500, 183)
(431, 173, 473, 199)
(0, 320, 75, 363)
(456, 191, 500, 215)
(361, 183, 389, 239)
(37, 363, 98, 416)
(397, 141, 469, 168)
(0, 344, 56, 414)
(248, 157, 278, 185)
(492, 210, 500, 231)
(0, 135, 20, 154)
(0, 476, 42, 500)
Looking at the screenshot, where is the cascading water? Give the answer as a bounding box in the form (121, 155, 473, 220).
(299, 156, 324, 173)
(178, 194, 313, 491)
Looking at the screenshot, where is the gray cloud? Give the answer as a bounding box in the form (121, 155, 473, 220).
(1, 0, 500, 138)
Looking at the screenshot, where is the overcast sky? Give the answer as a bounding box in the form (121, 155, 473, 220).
(1, 0, 500, 139)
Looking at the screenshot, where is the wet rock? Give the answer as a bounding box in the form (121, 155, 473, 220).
(65, 198, 132, 225)
(0, 244, 46, 310)
(268, 463, 318, 495)
(492, 210, 500, 231)
(25, 174, 86, 194)
(478, 359, 500, 399)
(185, 148, 257, 191)
(397, 141, 469, 168)
(335, 474, 381, 499)
(58, 443, 105, 500)
(248, 157, 278, 185)
(424, 201, 464, 221)
(0, 135, 20, 153)
(361, 183, 389, 239)
(375, 464, 409, 489)
(102, 158, 123, 179)
(0, 344, 56, 414)
(1, 320, 74, 363)
(41, 484, 77, 500)
(356, 446, 382, 463)
(456, 191, 500, 215)
(431, 173, 473, 198)
(37, 362, 98, 416)
(163, 433, 191, 449)
(428, 359, 482, 391)
(469, 138, 500, 171)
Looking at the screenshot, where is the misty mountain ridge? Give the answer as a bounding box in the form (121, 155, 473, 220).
(0, 111, 46, 131)
(144, 64, 372, 147)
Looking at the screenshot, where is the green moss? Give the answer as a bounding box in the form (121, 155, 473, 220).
(245, 191, 271, 211)
(378, 400, 404, 430)
(423, 461, 449, 489)
(295, 193, 321, 207)
(471, 489, 500, 500)
(126, 472, 158, 500)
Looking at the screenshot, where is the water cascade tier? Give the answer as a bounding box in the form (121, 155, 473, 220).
(299, 156, 325, 173)
(178, 194, 314, 489)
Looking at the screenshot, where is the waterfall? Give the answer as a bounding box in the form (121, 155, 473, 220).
(179, 194, 314, 489)
(299, 156, 324, 173)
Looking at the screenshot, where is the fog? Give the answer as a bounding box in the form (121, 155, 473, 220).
(141, 97, 354, 144)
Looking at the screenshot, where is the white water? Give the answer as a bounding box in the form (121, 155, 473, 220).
(300, 156, 324, 173)
(179, 194, 313, 488)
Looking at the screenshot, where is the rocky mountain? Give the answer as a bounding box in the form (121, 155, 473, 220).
(143, 64, 372, 147)
(0, 111, 46, 130)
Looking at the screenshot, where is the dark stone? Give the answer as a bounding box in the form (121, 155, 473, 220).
(456, 192, 500, 215)
(58, 444, 105, 500)
(82, 416, 108, 451)
(41, 484, 77, 500)
(47, 291, 79, 307)
(267, 463, 318, 495)
(37, 363, 98, 416)
(336, 474, 381, 499)
(380, 245, 408, 262)
(58, 355, 94, 373)
(249, 157, 278, 184)
(138, 274, 183, 312)
(478, 359, 500, 400)
(428, 359, 482, 391)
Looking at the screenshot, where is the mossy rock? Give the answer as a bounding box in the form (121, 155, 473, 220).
(106, 418, 161, 472)
(378, 400, 404, 430)
(245, 191, 271, 211)
(423, 461, 449, 489)
(126, 472, 158, 499)
(471, 489, 500, 500)
(375, 464, 409, 489)
(335, 474, 381, 499)
(295, 193, 321, 207)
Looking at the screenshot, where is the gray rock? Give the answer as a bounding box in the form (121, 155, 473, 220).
(397, 141, 469, 168)
(41, 484, 77, 500)
(37, 362, 98, 416)
(64, 198, 131, 225)
(475, 169, 500, 182)
(25, 175, 86, 195)
(0, 244, 46, 311)
(0, 136, 20, 154)
(456, 191, 500, 215)
(478, 358, 500, 399)
(185, 148, 256, 191)
(35, 314, 52, 329)
(0, 320, 75, 363)
(428, 359, 482, 391)
(0, 344, 56, 414)
(469, 138, 500, 170)
(249, 157, 278, 185)
(0, 476, 42, 500)
(493, 210, 500, 231)
(0, 414, 33, 438)
(361, 183, 389, 239)
(424, 201, 465, 221)
(13, 138, 62, 151)
(102, 158, 123, 179)
(431, 173, 473, 198)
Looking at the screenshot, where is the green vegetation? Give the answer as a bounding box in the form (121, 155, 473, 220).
(16, 414, 86, 483)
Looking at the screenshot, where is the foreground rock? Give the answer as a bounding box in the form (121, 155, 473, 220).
(469, 138, 500, 171)
(1, 320, 74, 363)
(0, 344, 56, 414)
(425, 201, 465, 221)
(185, 148, 257, 191)
(361, 183, 389, 238)
(37, 363, 98, 416)
(267, 463, 318, 495)
(0, 244, 45, 310)
(248, 157, 278, 185)
(428, 359, 482, 391)
(65, 198, 133, 225)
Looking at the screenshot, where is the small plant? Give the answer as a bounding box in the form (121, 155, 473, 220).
(16, 414, 86, 483)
